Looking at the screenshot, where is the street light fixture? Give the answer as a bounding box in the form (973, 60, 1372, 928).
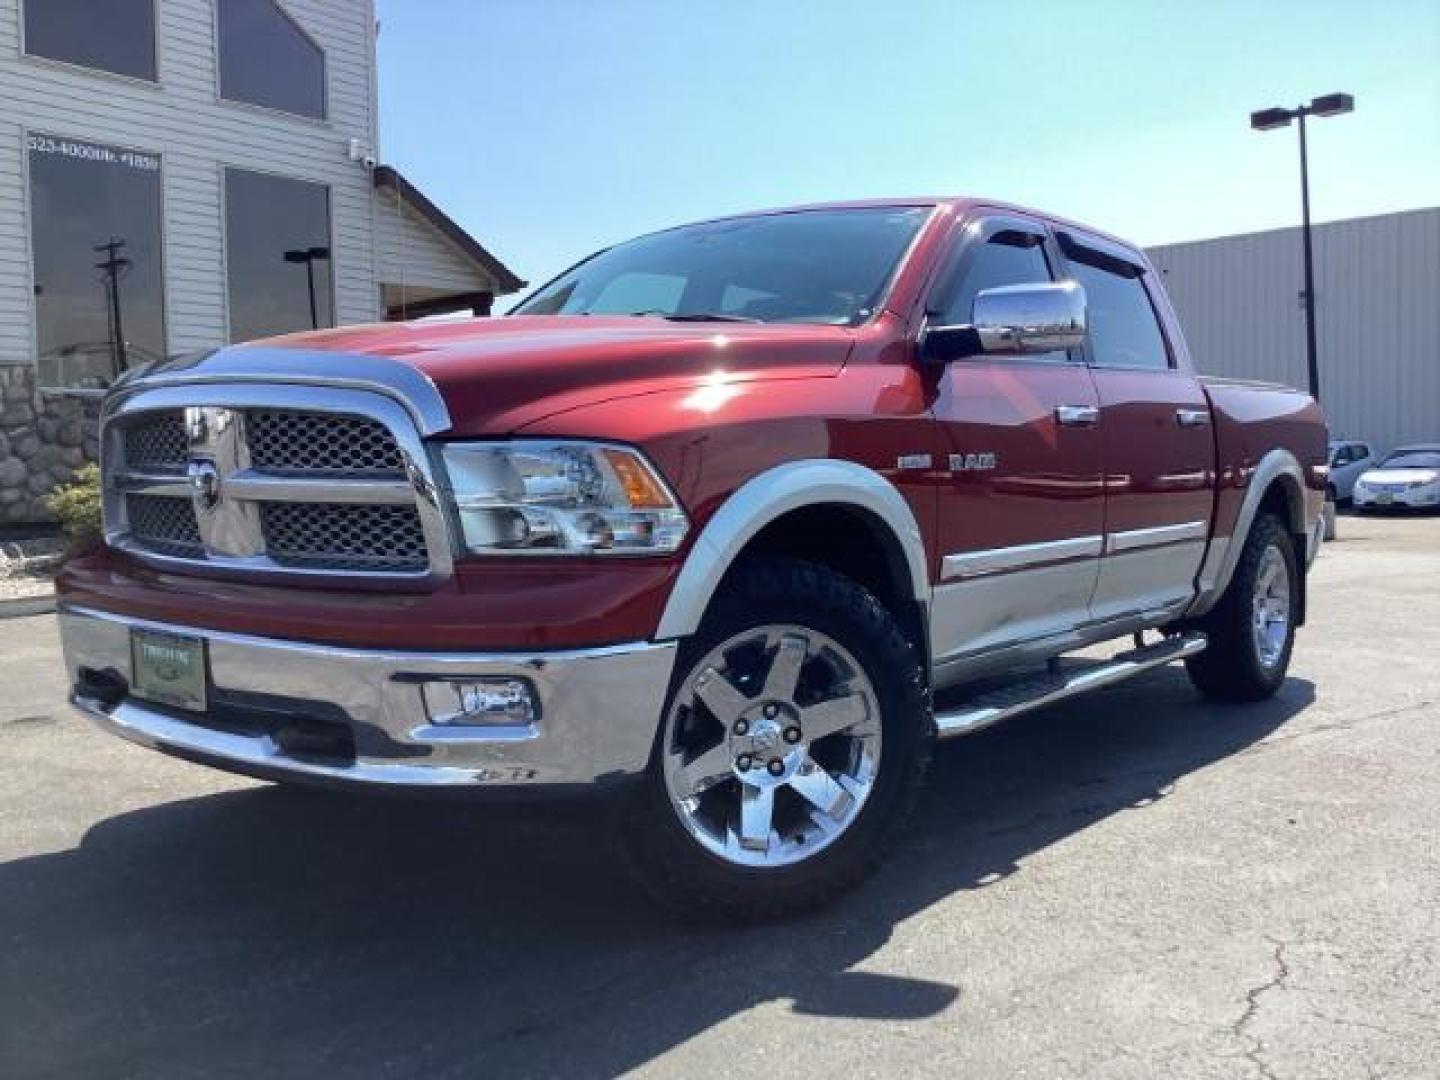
(1249, 93, 1355, 402)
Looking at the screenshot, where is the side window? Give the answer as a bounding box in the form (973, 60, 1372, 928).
(1067, 253, 1171, 370)
(940, 232, 1053, 325)
(938, 230, 1067, 363)
(1357, 444, 1371, 461)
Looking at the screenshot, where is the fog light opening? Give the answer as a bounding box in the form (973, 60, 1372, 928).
(422, 677, 538, 727)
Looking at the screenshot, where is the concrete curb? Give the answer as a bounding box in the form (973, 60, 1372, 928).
(0, 594, 57, 619)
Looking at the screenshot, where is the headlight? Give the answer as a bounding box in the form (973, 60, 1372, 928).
(440, 441, 689, 555)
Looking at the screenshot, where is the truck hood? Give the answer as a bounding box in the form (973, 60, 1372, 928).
(240, 316, 854, 435)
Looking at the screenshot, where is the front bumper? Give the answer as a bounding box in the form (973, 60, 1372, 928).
(60, 605, 676, 791)
(1353, 487, 1440, 510)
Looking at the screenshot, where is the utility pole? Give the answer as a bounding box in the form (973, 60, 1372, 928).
(94, 237, 131, 380)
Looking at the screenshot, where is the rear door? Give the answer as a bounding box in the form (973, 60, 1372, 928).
(1054, 230, 1214, 622)
(926, 213, 1105, 672)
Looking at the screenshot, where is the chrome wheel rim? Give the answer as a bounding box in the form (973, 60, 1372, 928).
(661, 624, 882, 868)
(1251, 545, 1292, 670)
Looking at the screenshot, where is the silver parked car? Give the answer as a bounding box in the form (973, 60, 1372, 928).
(1353, 445, 1440, 512)
(1327, 439, 1376, 503)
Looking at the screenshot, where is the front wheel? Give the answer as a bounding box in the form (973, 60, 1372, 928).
(623, 557, 931, 920)
(1185, 513, 1298, 702)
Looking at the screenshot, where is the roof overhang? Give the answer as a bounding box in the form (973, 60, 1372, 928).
(373, 165, 526, 293)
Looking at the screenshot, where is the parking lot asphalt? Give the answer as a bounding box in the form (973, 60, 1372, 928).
(1, 513, 1437, 1080)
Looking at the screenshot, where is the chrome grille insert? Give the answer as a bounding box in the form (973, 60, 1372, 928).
(260, 502, 428, 571)
(126, 494, 203, 556)
(245, 410, 406, 477)
(123, 414, 188, 472)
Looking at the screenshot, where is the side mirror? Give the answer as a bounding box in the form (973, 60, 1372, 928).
(921, 281, 1087, 363)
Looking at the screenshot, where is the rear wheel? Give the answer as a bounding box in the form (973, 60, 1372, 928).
(624, 557, 930, 920)
(1186, 513, 1297, 702)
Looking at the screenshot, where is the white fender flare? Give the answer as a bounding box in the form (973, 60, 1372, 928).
(655, 459, 930, 640)
(1189, 447, 1312, 617)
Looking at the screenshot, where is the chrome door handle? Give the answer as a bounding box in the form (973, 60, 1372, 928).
(1055, 405, 1099, 426)
(1176, 408, 1211, 427)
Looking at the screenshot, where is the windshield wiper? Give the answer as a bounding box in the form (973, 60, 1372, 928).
(628, 310, 763, 324)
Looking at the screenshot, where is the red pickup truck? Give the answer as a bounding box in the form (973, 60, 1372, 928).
(59, 198, 1327, 917)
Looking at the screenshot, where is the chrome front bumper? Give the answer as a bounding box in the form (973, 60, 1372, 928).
(59, 606, 676, 790)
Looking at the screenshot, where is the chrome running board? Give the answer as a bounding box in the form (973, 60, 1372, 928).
(933, 632, 1207, 740)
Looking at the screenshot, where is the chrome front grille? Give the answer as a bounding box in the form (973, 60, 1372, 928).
(245, 410, 406, 477)
(123, 414, 188, 473)
(260, 502, 428, 571)
(104, 392, 448, 579)
(126, 493, 203, 556)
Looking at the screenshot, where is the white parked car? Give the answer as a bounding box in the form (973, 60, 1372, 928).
(1352, 445, 1440, 511)
(1327, 439, 1376, 503)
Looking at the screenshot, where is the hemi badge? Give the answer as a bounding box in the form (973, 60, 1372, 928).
(896, 454, 932, 470)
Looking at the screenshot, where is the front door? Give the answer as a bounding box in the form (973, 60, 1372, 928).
(925, 214, 1106, 674)
(1056, 230, 1214, 622)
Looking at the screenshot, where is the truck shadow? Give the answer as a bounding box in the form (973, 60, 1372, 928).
(0, 671, 1312, 1079)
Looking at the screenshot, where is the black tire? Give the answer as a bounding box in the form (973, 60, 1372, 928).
(1185, 513, 1298, 702)
(623, 556, 931, 921)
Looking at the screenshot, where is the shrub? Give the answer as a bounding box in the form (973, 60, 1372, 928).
(46, 463, 102, 555)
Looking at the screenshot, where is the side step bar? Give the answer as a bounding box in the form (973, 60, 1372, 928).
(934, 632, 1207, 740)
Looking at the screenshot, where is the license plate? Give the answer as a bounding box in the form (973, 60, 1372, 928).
(1376, 492, 1394, 505)
(130, 629, 208, 712)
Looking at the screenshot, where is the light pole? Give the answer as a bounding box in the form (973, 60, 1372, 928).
(1250, 92, 1354, 403)
(283, 245, 331, 330)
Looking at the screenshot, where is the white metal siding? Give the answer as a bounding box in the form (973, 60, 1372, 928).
(0, 0, 380, 364)
(374, 187, 498, 296)
(1148, 207, 1440, 453)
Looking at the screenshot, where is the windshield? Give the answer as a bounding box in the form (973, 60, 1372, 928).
(511, 207, 931, 325)
(1379, 450, 1440, 470)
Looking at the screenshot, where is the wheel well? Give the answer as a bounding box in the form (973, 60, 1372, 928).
(722, 503, 927, 654)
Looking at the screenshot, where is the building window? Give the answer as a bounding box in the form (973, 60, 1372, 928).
(224, 169, 333, 342)
(27, 135, 165, 388)
(23, 0, 157, 81)
(217, 0, 326, 119)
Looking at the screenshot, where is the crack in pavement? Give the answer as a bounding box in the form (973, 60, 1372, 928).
(1232, 937, 1291, 1080)
(1238, 700, 1437, 760)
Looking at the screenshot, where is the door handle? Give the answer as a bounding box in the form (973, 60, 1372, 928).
(1176, 408, 1211, 427)
(1055, 405, 1099, 426)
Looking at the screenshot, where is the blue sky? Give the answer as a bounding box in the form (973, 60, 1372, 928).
(375, 0, 1440, 291)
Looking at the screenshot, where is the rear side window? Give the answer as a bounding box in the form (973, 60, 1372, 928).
(1067, 252, 1171, 370)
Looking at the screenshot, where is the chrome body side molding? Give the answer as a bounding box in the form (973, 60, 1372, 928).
(941, 535, 1103, 580)
(654, 459, 930, 640)
(1105, 520, 1208, 554)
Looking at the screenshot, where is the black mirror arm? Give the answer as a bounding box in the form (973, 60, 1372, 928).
(919, 323, 984, 365)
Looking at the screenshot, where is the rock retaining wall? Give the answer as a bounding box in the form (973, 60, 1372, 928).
(0, 367, 102, 522)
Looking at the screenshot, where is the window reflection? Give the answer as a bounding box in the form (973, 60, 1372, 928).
(224, 168, 333, 341)
(24, 0, 157, 81)
(28, 135, 165, 388)
(218, 0, 326, 119)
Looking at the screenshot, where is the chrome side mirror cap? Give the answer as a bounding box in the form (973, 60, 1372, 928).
(922, 281, 1087, 363)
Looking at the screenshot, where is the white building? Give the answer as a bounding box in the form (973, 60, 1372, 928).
(0, 0, 523, 521)
(1147, 207, 1439, 454)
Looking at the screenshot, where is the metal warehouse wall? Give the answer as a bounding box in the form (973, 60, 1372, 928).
(1147, 207, 1439, 453)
